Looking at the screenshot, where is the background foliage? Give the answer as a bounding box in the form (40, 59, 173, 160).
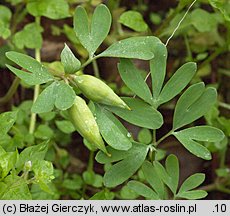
(0, 0, 229, 200)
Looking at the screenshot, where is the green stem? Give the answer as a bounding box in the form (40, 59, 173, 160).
(29, 83, 40, 134)
(29, 17, 41, 134)
(92, 59, 100, 78)
(0, 77, 20, 105)
(217, 185, 230, 194)
(184, 34, 193, 61)
(10, 3, 27, 35)
(82, 151, 94, 199)
(152, 130, 156, 144)
(87, 151, 94, 172)
(198, 183, 217, 192)
(156, 130, 174, 146)
(219, 145, 227, 168)
(117, 22, 124, 36)
(219, 102, 230, 110)
(81, 56, 98, 69)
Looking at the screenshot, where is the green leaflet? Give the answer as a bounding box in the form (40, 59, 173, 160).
(150, 42, 167, 100)
(6, 51, 54, 85)
(83, 171, 103, 188)
(0, 151, 18, 179)
(27, 0, 70, 20)
(178, 173, 205, 193)
(31, 81, 76, 113)
(0, 175, 31, 200)
(127, 180, 159, 199)
(173, 126, 225, 160)
(0, 5, 12, 39)
(137, 129, 152, 144)
(153, 154, 207, 199)
(34, 125, 54, 140)
(158, 62, 197, 105)
(90, 189, 115, 200)
(74, 4, 111, 57)
(99, 36, 160, 60)
(32, 160, 54, 194)
(209, 0, 230, 22)
(190, 9, 218, 32)
(154, 154, 179, 195)
(13, 23, 43, 49)
(173, 82, 217, 130)
(119, 11, 148, 32)
(118, 59, 153, 105)
(96, 142, 144, 164)
(55, 120, 75, 134)
(60, 44, 81, 74)
(103, 143, 148, 187)
(177, 190, 208, 200)
(94, 104, 132, 151)
(142, 161, 165, 199)
(16, 141, 49, 170)
(107, 97, 163, 129)
(0, 111, 17, 136)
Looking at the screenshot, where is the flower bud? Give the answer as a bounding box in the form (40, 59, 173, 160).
(24, 161, 32, 172)
(73, 75, 130, 110)
(68, 96, 109, 155)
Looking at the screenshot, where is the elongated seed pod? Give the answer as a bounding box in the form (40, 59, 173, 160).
(68, 96, 109, 155)
(73, 75, 130, 110)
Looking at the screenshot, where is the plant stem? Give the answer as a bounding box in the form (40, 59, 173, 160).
(219, 147, 227, 168)
(81, 56, 98, 69)
(0, 77, 20, 105)
(184, 34, 193, 61)
(152, 129, 156, 144)
(156, 130, 174, 146)
(29, 64, 40, 134)
(218, 186, 230, 194)
(82, 151, 94, 199)
(92, 59, 100, 78)
(87, 151, 94, 172)
(198, 183, 217, 192)
(29, 16, 41, 134)
(219, 102, 230, 110)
